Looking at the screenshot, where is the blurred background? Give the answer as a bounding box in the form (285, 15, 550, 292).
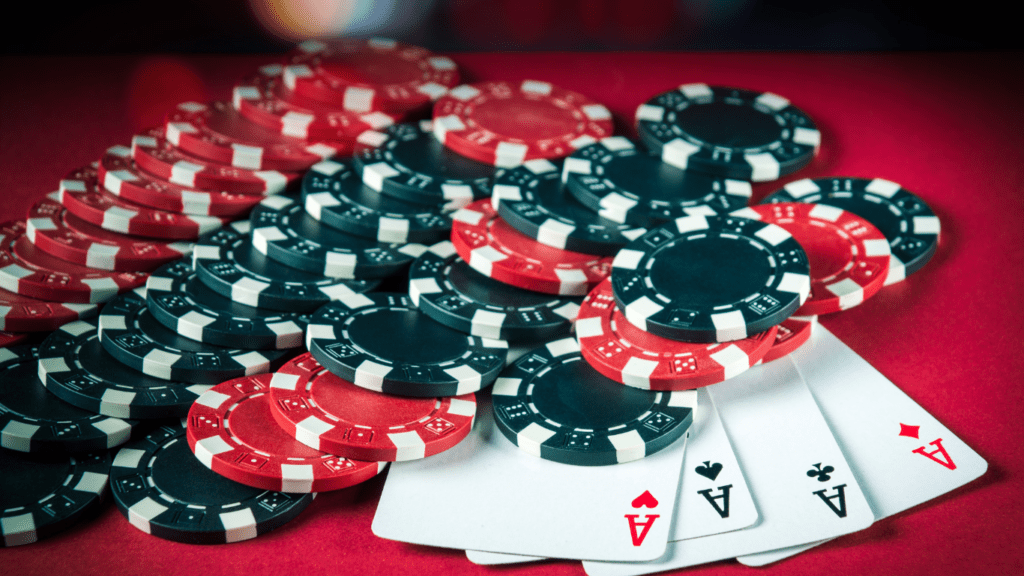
(2, 0, 1019, 53)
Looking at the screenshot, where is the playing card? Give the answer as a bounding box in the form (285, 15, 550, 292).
(583, 355, 875, 576)
(737, 325, 988, 566)
(373, 389, 696, 562)
(466, 386, 758, 566)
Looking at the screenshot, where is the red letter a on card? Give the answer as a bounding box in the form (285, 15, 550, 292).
(624, 514, 660, 546)
(912, 438, 956, 470)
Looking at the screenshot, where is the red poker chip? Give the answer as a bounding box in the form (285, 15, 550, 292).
(0, 220, 147, 304)
(59, 165, 229, 240)
(283, 38, 459, 114)
(25, 192, 191, 272)
(432, 80, 614, 168)
(233, 64, 399, 142)
(0, 285, 97, 332)
(164, 101, 351, 172)
(576, 279, 778, 391)
(97, 145, 265, 217)
(187, 373, 386, 493)
(268, 353, 477, 463)
(760, 316, 816, 364)
(450, 199, 612, 296)
(131, 126, 299, 194)
(0, 330, 27, 347)
(735, 203, 891, 316)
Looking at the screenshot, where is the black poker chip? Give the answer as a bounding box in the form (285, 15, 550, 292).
(635, 84, 820, 182)
(762, 177, 940, 285)
(352, 121, 496, 209)
(306, 293, 508, 397)
(38, 317, 208, 419)
(562, 137, 753, 227)
(98, 288, 293, 384)
(491, 337, 695, 466)
(409, 241, 580, 342)
(611, 214, 811, 343)
(108, 421, 314, 544)
(192, 220, 379, 311)
(302, 159, 452, 244)
(250, 195, 427, 279)
(0, 345, 135, 454)
(1, 449, 111, 547)
(146, 260, 308, 350)
(492, 158, 647, 256)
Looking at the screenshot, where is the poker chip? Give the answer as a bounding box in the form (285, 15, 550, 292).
(491, 337, 696, 466)
(1, 450, 111, 547)
(733, 203, 891, 315)
(575, 279, 778, 391)
(611, 214, 810, 343)
(25, 192, 191, 272)
(38, 318, 209, 419)
(763, 177, 940, 285)
(0, 220, 147, 304)
(0, 345, 135, 454)
(58, 165, 228, 240)
(164, 101, 348, 172)
(0, 331, 27, 347)
(109, 421, 314, 544)
(635, 84, 820, 181)
(352, 121, 495, 209)
(305, 293, 508, 397)
(131, 126, 298, 194)
(302, 159, 452, 244)
(146, 260, 308, 350)
(491, 158, 647, 255)
(409, 240, 580, 342)
(250, 195, 427, 279)
(268, 353, 477, 461)
(0, 286, 97, 332)
(562, 136, 753, 227)
(283, 38, 459, 113)
(433, 80, 613, 168)
(450, 200, 612, 296)
(193, 221, 379, 311)
(233, 64, 398, 141)
(761, 316, 816, 364)
(99, 288, 292, 384)
(97, 145, 266, 217)
(187, 373, 386, 492)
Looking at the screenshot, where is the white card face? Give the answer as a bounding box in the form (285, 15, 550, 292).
(737, 326, 988, 566)
(373, 390, 693, 562)
(583, 356, 875, 576)
(467, 386, 757, 565)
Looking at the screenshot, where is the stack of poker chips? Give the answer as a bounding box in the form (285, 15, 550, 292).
(3, 40, 945, 554)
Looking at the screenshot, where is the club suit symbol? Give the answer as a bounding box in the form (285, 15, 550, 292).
(807, 463, 834, 482)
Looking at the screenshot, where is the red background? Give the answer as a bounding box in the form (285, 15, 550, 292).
(1, 52, 1021, 576)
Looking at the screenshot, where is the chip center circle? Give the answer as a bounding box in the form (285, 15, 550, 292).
(448, 259, 556, 308)
(348, 308, 468, 365)
(320, 53, 422, 86)
(529, 358, 653, 429)
(227, 393, 322, 458)
(675, 101, 781, 149)
(472, 97, 578, 141)
(647, 235, 770, 307)
(780, 220, 853, 281)
(153, 437, 262, 505)
(1, 450, 73, 508)
(308, 372, 442, 427)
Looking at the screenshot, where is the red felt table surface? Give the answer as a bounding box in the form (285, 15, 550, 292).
(1, 52, 1022, 576)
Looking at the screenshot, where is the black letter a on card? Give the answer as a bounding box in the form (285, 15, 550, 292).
(812, 484, 848, 518)
(696, 485, 732, 518)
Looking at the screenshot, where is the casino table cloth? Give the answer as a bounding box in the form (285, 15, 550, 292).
(1, 51, 1022, 576)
